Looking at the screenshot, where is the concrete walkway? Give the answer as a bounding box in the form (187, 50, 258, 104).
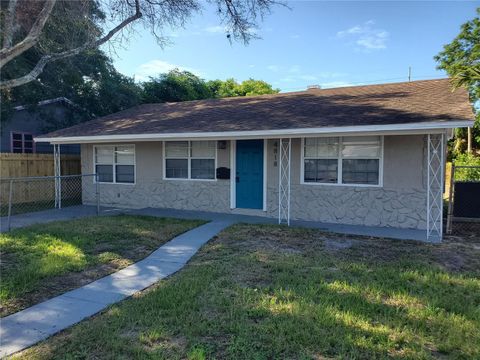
(0, 219, 233, 357)
(0, 206, 123, 232)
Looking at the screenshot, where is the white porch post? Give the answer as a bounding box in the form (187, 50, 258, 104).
(278, 138, 291, 225)
(426, 133, 445, 241)
(54, 144, 62, 209)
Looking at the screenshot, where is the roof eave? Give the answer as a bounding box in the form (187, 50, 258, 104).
(35, 120, 474, 144)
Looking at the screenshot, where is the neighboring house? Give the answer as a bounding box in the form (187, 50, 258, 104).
(1, 97, 81, 154)
(36, 79, 474, 241)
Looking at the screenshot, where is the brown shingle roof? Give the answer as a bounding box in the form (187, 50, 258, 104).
(41, 79, 473, 139)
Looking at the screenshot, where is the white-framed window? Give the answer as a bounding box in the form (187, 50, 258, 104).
(164, 141, 216, 180)
(302, 136, 383, 186)
(94, 145, 135, 184)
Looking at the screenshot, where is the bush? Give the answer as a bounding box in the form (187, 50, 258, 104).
(453, 153, 480, 181)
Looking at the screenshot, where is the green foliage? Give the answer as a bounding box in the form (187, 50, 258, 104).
(435, 8, 480, 151)
(211, 77, 239, 97)
(454, 153, 480, 181)
(1, 50, 142, 131)
(208, 77, 280, 98)
(434, 8, 480, 88)
(239, 78, 280, 96)
(142, 69, 213, 103)
(142, 70, 280, 103)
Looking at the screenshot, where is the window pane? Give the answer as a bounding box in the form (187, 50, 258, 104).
(24, 148, 33, 153)
(12, 133, 22, 140)
(304, 159, 338, 183)
(191, 141, 216, 158)
(95, 147, 113, 164)
(304, 138, 317, 157)
(13, 141, 22, 148)
(116, 165, 134, 183)
(305, 137, 338, 158)
(24, 134, 33, 141)
(12, 148, 22, 153)
(24, 141, 33, 149)
(317, 137, 339, 157)
(342, 159, 379, 185)
(115, 146, 134, 165)
(96, 164, 113, 182)
(191, 159, 215, 179)
(342, 136, 380, 158)
(165, 141, 189, 157)
(166, 159, 188, 178)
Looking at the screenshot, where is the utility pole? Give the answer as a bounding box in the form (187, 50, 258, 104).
(408, 66, 411, 82)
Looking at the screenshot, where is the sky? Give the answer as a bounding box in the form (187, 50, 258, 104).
(107, 1, 479, 92)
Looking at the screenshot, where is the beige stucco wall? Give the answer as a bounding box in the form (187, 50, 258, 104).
(81, 134, 428, 229)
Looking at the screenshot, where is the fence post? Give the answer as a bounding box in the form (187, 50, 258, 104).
(95, 174, 100, 216)
(446, 164, 456, 234)
(7, 180, 13, 231)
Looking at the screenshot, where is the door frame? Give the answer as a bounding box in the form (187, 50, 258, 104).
(230, 139, 267, 211)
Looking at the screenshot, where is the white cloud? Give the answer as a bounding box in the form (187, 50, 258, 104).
(318, 71, 348, 78)
(299, 75, 318, 81)
(134, 60, 202, 81)
(288, 65, 301, 74)
(204, 25, 225, 34)
(289, 34, 300, 39)
(267, 65, 280, 72)
(337, 20, 389, 51)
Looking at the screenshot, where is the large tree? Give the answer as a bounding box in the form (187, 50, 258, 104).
(0, 0, 280, 90)
(435, 8, 480, 154)
(142, 70, 213, 103)
(1, 48, 142, 131)
(207, 77, 279, 97)
(142, 70, 280, 103)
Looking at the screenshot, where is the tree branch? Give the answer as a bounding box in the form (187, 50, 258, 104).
(0, 0, 142, 90)
(0, 0, 57, 69)
(2, 0, 18, 49)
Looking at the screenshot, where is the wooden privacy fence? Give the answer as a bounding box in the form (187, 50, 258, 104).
(0, 153, 81, 178)
(0, 153, 81, 206)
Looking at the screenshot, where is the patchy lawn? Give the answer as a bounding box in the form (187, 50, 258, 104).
(17, 224, 480, 359)
(0, 215, 205, 317)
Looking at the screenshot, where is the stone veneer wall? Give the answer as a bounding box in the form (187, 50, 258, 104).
(83, 179, 231, 212)
(265, 186, 427, 230)
(291, 186, 426, 229)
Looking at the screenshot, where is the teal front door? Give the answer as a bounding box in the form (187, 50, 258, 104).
(236, 140, 264, 209)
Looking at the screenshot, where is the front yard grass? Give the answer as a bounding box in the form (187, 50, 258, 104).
(16, 224, 480, 359)
(0, 215, 205, 317)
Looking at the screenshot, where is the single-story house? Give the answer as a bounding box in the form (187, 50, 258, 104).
(36, 79, 474, 241)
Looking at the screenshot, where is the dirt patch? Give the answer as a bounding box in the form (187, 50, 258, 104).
(323, 239, 358, 251)
(220, 223, 480, 275)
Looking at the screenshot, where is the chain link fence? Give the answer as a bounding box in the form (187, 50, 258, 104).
(446, 165, 480, 236)
(0, 174, 99, 231)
